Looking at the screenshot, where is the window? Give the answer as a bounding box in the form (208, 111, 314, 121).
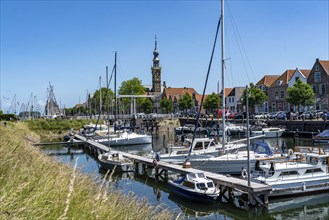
(277, 80, 283, 86)
(295, 76, 300, 82)
(315, 65, 319, 71)
(232, 97, 235, 102)
(275, 91, 279, 100)
(313, 85, 317, 94)
(314, 72, 321, 82)
(280, 91, 284, 99)
(320, 84, 326, 95)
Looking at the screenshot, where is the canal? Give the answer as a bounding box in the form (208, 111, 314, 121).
(40, 133, 329, 219)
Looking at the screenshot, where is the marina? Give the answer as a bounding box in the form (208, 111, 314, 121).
(40, 133, 329, 219)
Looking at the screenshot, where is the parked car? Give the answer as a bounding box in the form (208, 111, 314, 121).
(300, 111, 314, 119)
(276, 111, 286, 120)
(313, 110, 323, 118)
(233, 112, 247, 119)
(269, 112, 278, 119)
(322, 111, 329, 120)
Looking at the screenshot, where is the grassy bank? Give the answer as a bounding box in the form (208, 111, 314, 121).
(0, 122, 172, 219)
(23, 118, 101, 139)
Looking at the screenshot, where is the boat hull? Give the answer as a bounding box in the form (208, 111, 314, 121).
(168, 181, 219, 203)
(190, 159, 257, 175)
(98, 154, 134, 172)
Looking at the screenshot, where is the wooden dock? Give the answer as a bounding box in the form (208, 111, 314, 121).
(74, 134, 271, 207)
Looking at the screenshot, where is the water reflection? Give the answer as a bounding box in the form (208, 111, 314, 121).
(41, 134, 329, 219)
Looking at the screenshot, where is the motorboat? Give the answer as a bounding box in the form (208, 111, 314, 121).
(189, 142, 284, 175)
(168, 172, 220, 203)
(156, 137, 246, 164)
(253, 146, 329, 197)
(96, 130, 152, 146)
(246, 125, 285, 138)
(98, 152, 134, 172)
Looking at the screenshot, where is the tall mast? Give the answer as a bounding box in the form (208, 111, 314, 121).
(114, 51, 117, 121)
(221, 0, 226, 151)
(99, 76, 102, 115)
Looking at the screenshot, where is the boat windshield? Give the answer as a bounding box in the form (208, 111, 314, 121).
(196, 183, 207, 190)
(207, 182, 214, 188)
(197, 173, 205, 178)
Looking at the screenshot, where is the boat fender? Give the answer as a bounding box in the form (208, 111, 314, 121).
(241, 168, 247, 179)
(153, 159, 158, 168)
(288, 149, 294, 156)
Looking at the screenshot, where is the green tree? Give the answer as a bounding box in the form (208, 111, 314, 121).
(242, 83, 267, 113)
(89, 88, 114, 115)
(286, 79, 315, 111)
(118, 77, 146, 113)
(140, 98, 153, 113)
(0, 110, 3, 115)
(203, 92, 220, 113)
(160, 97, 174, 113)
(178, 93, 194, 113)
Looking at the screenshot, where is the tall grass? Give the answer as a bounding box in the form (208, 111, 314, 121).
(0, 122, 173, 219)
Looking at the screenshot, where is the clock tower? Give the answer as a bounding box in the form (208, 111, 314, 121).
(151, 36, 162, 93)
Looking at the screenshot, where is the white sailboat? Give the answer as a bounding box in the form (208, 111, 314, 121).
(96, 52, 152, 147)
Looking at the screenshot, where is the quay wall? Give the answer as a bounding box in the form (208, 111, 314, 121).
(179, 118, 329, 132)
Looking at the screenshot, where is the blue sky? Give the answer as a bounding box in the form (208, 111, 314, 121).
(1, 0, 328, 113)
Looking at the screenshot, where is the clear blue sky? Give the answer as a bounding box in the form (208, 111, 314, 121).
(1, 0, 328, 113)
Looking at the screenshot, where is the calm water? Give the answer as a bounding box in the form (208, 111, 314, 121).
(41, 133, 329, 220)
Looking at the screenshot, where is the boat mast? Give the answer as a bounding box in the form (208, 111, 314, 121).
(99, 76, 102, 115)
(114, 51, 117, 122)
(221, 0, 226, 151)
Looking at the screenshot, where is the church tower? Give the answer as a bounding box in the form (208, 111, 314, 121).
(151, 36, 162, 93)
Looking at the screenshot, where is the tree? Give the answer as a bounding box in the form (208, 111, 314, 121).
(140, 98, 153, 114)
(203, 92, 220, 114)
(160, 97, 174, 113)
(178, 93, 194, 113)
(118, 77, 146, 113)
(242, 83, 267, 113)
(286, 79, 314, 111)
(89, 88, 114, 115)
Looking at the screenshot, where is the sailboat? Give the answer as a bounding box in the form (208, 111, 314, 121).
(187, 0, 274, 175)
(95, 52, 152, 146)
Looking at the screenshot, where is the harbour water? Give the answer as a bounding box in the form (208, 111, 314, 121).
(40, 133, 329, 219)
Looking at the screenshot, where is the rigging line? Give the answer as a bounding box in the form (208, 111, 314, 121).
(227, 3, 256, 82)
(187, 16, 221, 158)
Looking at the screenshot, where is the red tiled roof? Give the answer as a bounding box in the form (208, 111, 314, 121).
(270, 70, 295, 87)
(164, 87, 198, 99)
(256, 75, 280, 87)
(319, 60, 329, 75)
(299, 69, 311, 78)
(224, 88, 233, 98)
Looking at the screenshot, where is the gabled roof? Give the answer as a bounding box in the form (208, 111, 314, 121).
(164, 87, 198, 98)
(256, 75, 280, 87)
(319, 60, 329, 75)
(299, 69, 311, 78)
(221, 88, 233, 98)
(269, 70, 295, 88)
(227, 87, 245, 98)
(164, 87, 208, 105)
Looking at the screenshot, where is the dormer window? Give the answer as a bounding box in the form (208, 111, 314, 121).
(277, 80, 283, 86)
